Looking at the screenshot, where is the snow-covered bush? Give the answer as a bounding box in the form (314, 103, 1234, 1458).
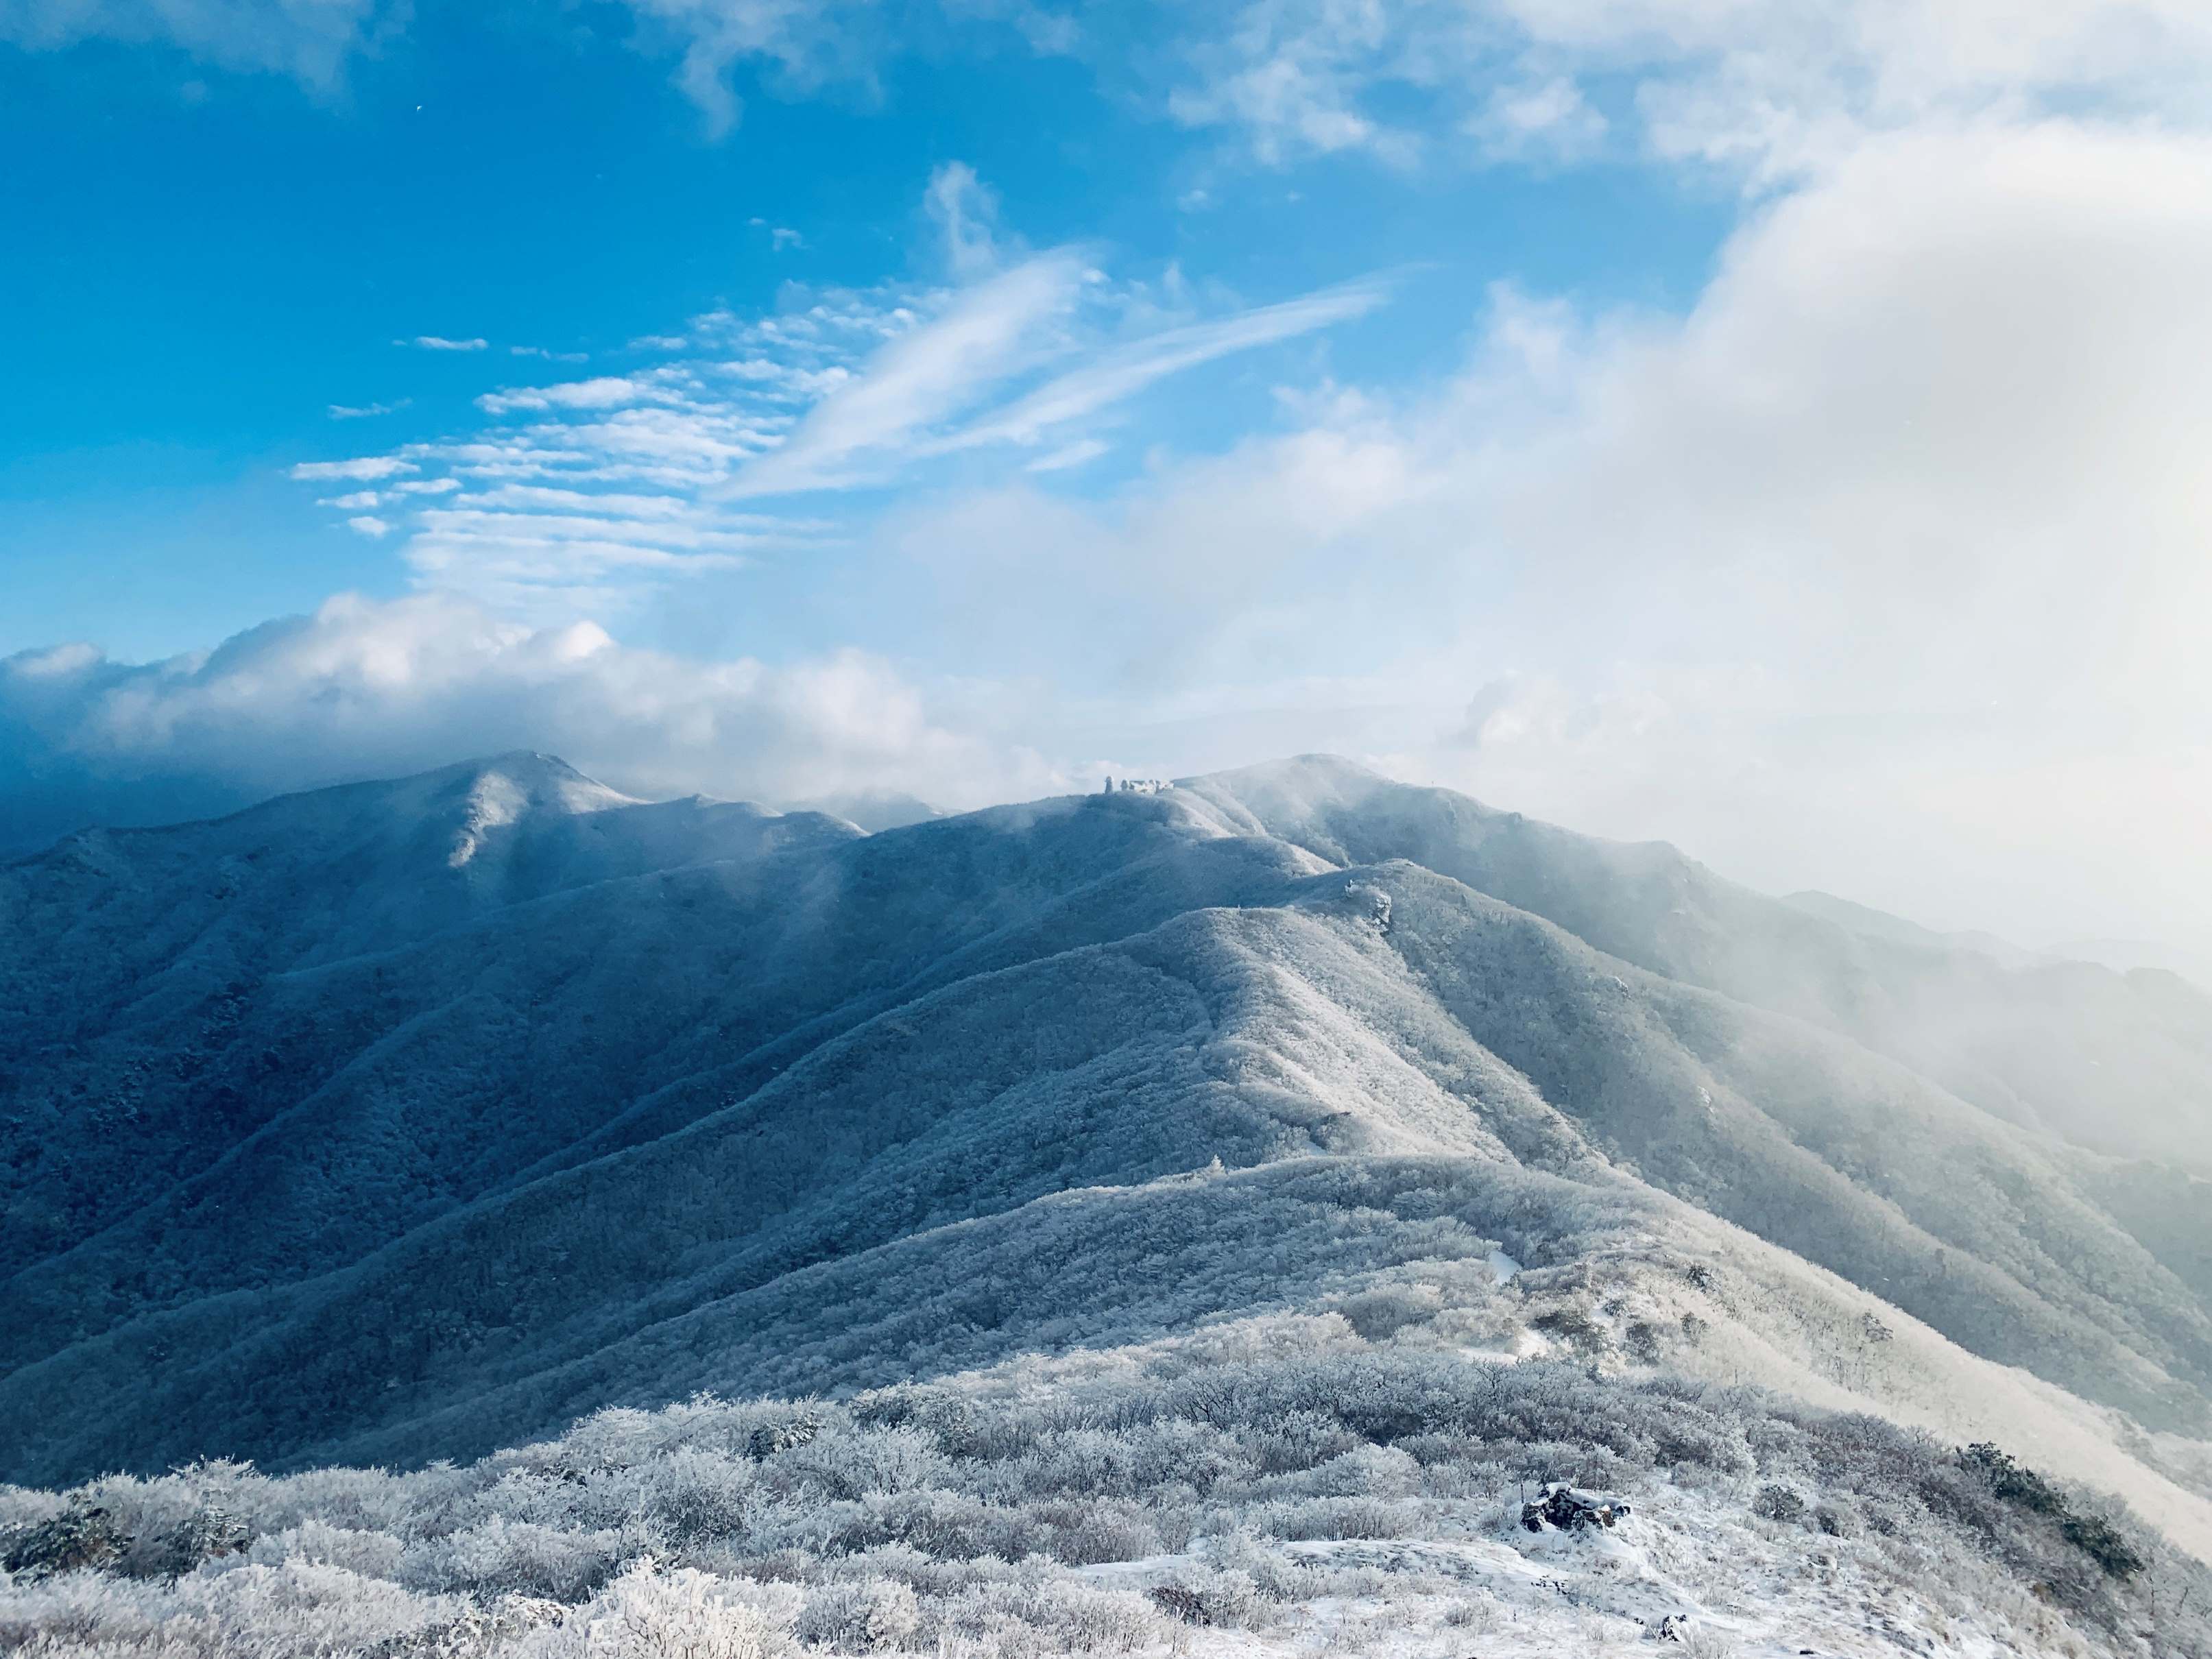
(405, 1516, 633, 1601)
(792, 1575, 919, 1651)
(522, 1560, 796, 1659)
(3, 1347, 2206, 1658)
(246, 1519, 405, 1580)
(924, 1575, 1167, 1657)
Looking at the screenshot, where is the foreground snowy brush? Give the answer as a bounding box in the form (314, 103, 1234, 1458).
(4, 1322, 2205, 1658)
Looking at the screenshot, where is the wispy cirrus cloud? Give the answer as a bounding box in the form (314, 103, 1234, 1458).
(402, 335, 489, 352)
(730, 250, 1091, 495)
(935, 275, 1393, 455)
(329, 399, 410, 420)
(283, 166, 1389, 611)
(289, 456, 418, 482)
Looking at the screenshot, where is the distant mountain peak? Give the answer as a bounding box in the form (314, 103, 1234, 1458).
(437, 751, 634, 805)
(453, 752, 632, 818)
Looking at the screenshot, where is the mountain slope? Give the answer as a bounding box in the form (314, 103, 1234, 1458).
(1, 753, 2207, 1576)
(1184, 756, 2212, 1173)
(0, 754, 864, 1280)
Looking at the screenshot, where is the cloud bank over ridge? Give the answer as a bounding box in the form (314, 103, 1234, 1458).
(0, 593, 1070, 851)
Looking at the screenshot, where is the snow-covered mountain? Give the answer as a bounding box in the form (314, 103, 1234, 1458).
(4, 755, 2209, 1656)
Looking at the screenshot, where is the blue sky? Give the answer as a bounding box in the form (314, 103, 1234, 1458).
(1, 5, 1726, 662)
(7, 0, 2212, 962)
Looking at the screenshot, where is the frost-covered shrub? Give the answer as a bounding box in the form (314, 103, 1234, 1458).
(773, 1429, 946, 1503)
(12, 1558, 464, 1656)
(0, 1498, 123, 1582)
(1030, 1498, 1159, 1566)
(405, 1516, 634, 1601)
(1242, 1412, 1360, 1475)
(793, 1575, 919, 1651)
(3, 1346, 2206, 1659)
(541, 1409, 691, 1477)
(1247, 1495, 1418, 1540)
(256, 1465, 416, 1538)
(69, 1463, 259, 1582)
(248, 1518, 406, 1580)
(521, 1560, 797, 1659)
(1336, 1284, 1443, 1341)
(1197, 1529, 1314, 1603)
(847, 1388, 998, 1461)
(1147, 1566, 1261, 1628)
(621, 1449, 760, 1547)
(999, 1424, 1236, 1502)
(399, 1592, 568, 1658)
(1289, 1444, 1421, 1499)
(797, 1489, 1046, 1563)
(1675, 1623, 1742, 1658)
(925, 1575, 1166, 1658)
(1753, 1484, 1807, 1524)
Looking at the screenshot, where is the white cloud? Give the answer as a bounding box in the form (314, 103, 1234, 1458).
(404, 335, 490, 352)
(38, 0, 2212, 189)
(1162, 0, 2212, 177)
(616, 0, 877, 136)
(477, 376, 681, 415)
(750, 216, 807, 252)
(1466, 77, 1607, 162)
(731, 250, 1090, 494)
(0, 0, 385, 83)
(346, 516, 393, 537)
(1026, 437, 1108, 472)
(0, 592, 1067, 849)
(1167, 1, 1403, 166)
(289, 457, 418, 482)
(329, 399, 409, 420)
(924, 160, 1002, 279)
(870, 121, 2212, 949)
(938, 276, 1393, 451)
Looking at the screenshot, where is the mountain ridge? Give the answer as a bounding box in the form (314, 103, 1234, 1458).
(1, 751, 2207, 1580)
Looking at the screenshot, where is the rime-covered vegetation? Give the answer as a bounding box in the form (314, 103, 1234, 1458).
(3, 753, 2210, 1651)
(6, 1314, 2209, 1658)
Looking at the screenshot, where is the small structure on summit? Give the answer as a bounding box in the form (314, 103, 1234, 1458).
(1103, 776, 1173, 795)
